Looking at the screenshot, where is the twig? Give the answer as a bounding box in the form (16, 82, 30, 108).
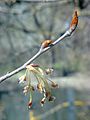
(0, 10, 78, 83)
(0, 31, 71, 83)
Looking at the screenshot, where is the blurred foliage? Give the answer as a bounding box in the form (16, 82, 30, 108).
(0, 83, 90, 120)
(0, 0, 90, 76)
(0, 0, 89, 76)
(0, 0, 90, 120)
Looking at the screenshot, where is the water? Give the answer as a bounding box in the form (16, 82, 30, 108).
(0, 81, 90, 120)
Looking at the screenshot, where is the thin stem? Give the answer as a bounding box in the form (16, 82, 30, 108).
(0, 10, 78, 83)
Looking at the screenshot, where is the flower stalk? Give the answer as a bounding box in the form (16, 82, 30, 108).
(19, 64, 58, 108)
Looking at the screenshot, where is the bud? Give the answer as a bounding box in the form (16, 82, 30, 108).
(18, 74, 26, 84)
(45, 68, 54, 75)
(70, 10, 78, 33)
(30, 64, 39, 67)
(48, 96, 56, 102)
(40, 97, 46, 107)
(23, 89, 28, 95)
(24, 85, 29, 90)
(41, 40, 53, 48)
(51, 83, 58, 88)
(28, 101, 32, 109)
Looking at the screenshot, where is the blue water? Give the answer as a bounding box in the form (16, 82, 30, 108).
(0, 84, 90, 120)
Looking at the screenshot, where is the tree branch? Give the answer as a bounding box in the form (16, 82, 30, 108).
(0, 10, 78, 83)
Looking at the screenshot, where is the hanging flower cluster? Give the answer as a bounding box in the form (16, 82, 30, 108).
(18, 64, 58, 109)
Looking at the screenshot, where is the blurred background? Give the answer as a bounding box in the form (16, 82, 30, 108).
(0, 0, 90, 120)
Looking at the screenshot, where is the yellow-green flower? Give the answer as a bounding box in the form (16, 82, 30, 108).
(18, 63, 58, 108)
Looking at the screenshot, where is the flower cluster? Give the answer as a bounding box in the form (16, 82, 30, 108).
(18, 64, 58, 109)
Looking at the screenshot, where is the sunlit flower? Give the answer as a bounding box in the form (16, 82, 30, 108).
(28, 101, 32, 109)
(37, 83, 43, 93)
(18, 63, 58, 108)
(45, 68, 54, 75)
(40, 97, 46, 107)
(18, 74, 26, 84)
(51, 82, 59, 88)
(26, 65, 38, 73)
(23, 85, 29, 95)
(48, 96, 56, 102)
(37, 67, 44, 75)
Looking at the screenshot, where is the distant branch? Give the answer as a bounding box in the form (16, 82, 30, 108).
(0, 10, 78, 83)
(8, 24, 37, 34)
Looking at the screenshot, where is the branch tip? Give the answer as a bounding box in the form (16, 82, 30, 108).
(0, 10, 78, 83)
(41, 40, 53, 48)
(69, 10, 78, 33)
